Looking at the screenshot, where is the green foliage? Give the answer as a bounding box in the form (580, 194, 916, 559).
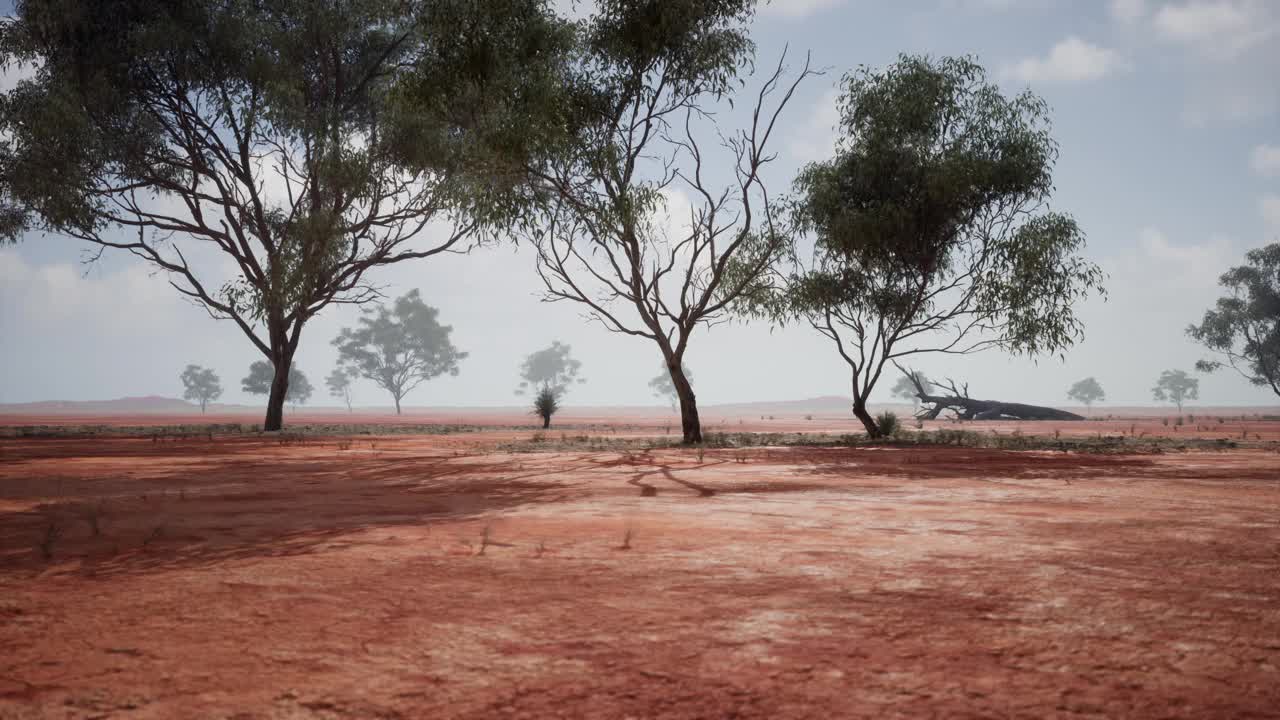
(1152, 369, 1199, 411)
(526, 0, 809, 445)
(325, 367, 355, 411)
(242, 361, 311, 405)
(332, 290, 464, 413)
(1067, 377, 1105, 409)
(1187, 243, 1280, 398)
(517, 341, 583, 396)
(180, 365, 223, 412)
(532, 385, 560, 428)
(0, 0, 570, 428)
(875, 410, 900, 437)
(751, 55, 1103, 439)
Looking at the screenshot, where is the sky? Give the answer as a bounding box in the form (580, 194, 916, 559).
(1, 0, 1278, 409)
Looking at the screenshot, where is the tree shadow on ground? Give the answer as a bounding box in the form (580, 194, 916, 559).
(0, 443, 577, 580)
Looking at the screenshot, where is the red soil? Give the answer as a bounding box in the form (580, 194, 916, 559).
(2, 427, 1278, 718)
(4, 408, 1280, 442)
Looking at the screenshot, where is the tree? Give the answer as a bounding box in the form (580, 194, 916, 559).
(0, 0, 572, 430)
(1067, 377, 1105, 413)
(326, 368, 355, 413)
(750, 56, 1104, 438)
(527, 1, 816, 443)
(532, 386, 559, 429)
(649, 363, 694, 411)
(517, 341, 583, 396)
(243, 361, 311, 407)
(1187, 243, 1280, 399)
(890, 371, 930, 411)
(332, 290, 465, 414)
(1152, 369, 1198, 412)
(180, 364, 222, 413)
(901, 372, 1083, 421)
(516, 341, 582, 428)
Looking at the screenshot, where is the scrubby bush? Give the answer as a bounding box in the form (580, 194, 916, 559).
(876, 411, 900, 437)
(532, 386, 559, 429)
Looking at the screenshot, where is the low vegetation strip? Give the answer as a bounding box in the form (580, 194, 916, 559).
(499, 428, 1274, 454)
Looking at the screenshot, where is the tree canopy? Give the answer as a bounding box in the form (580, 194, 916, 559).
(0, 0, 572, 429)
(1152, 369, 1198, 412)
(243, 361, 311, 406)
(332, 289, 464, 414)
(326, 367, 355, 412)
(526, 0, 814, 443)
(751, 55, 1104, 438)
(517, 341, 583, 397)
(1187, 243, 1280, 399)
(1067, 377, 1105, 410)
(180, 364, 223, 413)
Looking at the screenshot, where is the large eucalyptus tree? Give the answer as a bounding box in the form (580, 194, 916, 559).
(750, 56, 1105, 437)
(0, 0, 570, 429)
(526, 0, 815, 444)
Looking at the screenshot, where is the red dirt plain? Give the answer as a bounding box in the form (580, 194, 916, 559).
(2, 419, 1279, 718)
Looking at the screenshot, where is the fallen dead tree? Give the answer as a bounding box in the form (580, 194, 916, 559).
(902, 370, 1085, 422)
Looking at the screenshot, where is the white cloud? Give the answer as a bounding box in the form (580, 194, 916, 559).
(1110, 0, 1146, 23)
(940, 0, 1048, 11)
(1154, 1, 1279, 59)
(1261, 194, 1280, 232)
(1134, 227, 1234, 288)
(1250, 144, 1280, 177)
(785, 88, 841, 164)
(0, 61, 39, 93)
(760, 0, 846, 19)
(1004, 36, 1128, 84)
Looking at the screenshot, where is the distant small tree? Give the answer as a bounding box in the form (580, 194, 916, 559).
(1187, 243, 1280, 399)
(532, 386, 559, 429)
(516, 341, 583, 429)
(326, 368, 355, 413)
(180, 365, 223, 413)
(891, 371, 930, 411)
(244, 361, 311, 408)
(1152, 369, 1198, 412)
(332, 290, 465, 414)
(1067, 377, 1106, 413)
(649, 363, 693, 411)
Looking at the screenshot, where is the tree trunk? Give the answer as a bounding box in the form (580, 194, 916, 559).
(542, 414, 551, 429)
(669, 364, 702, 444)
(264, 357, 292, 431)
(200, 399, 207, 414)
(852, 397, 881, 439)
(394, 395, 402, 415)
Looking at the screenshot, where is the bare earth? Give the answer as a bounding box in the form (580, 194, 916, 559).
(2, 417, 1279, 719)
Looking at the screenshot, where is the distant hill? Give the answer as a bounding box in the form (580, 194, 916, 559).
(0, 395, 256, 414)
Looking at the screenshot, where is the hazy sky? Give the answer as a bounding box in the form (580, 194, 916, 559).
(2, 0, 1279, 409)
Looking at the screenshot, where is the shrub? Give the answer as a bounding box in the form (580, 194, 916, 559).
(876, 411, 900, 437)
(532, 386, 559, 429)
